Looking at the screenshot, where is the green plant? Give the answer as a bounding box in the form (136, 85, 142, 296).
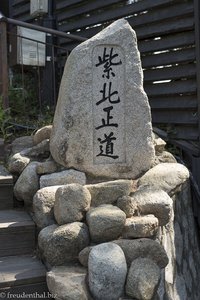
(0, 97, 13, 141)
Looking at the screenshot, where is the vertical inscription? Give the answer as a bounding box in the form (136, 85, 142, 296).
(93, 45, 125, 164)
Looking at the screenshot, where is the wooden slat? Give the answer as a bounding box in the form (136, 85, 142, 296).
(129, 2, 193, 28)
(12, 0, 29, 7)
(135, 16, 194, 40)
(1, 282, 50, 298)
(56, 0, 89, 11)
(145, 79, 197, 96)
(139, 31, 195, 54)
(12, 2, 30, 17)
(0, 186, 13, 210)
(144, 64, 196, 82)
(155, 123, 199, 141)
(142, 48, 195, 69)
(149, 95, 197, 110)
(58, 0, 181, 32)
(57, 0, 125, 22)
(152, 110, 198, 124)
(0, 210, 35, 256)
(0, 255, 46, 288)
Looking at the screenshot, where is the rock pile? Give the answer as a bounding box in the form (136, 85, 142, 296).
(6, 124, 190, 300)
(6, 18, 193, 300)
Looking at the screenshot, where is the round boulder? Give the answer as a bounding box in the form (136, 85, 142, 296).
(8, 152, 30, 174)
(125, 258, 161, 300)
(54, 184, 91, 225)
(88, 242, 127, 300)
(33, 125, 52, 145)
(38, 222, 90, 266)
(14, 162, 39, 206)
(33, 186, 62, 229)
(86, 204, 126, 243)
(47, 265, 92, 300)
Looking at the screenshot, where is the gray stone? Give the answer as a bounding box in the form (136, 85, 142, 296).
(21, 139, 50, 159)
(122, 215, 159, 238)
(50, 19, 155, 179)
(174, 221, 183, 267)
(118, 187, 173, 226)
(86, 204, 126, 242)
(47, 265, 92, 300)
(14, 162, 39, 205)
(88, 242, 127, 300)
(33, 186, 62, 229)
(33, 125, 52, 145)
(40, 169, 86, 188)
(138, 163, 189, 195)
(78, 246, 94, 267)
(86, 179, 133, 207)
(155, 151, 177, 164)
(117, 195, 138, 217)
(36, 160, 58, 175)
(113, 238, 168, 268)
(125, 258, 161, 300)
(38, 222, 90, 266)
(173, 274, 187, 300)
(153, 133, 166, 153)
(11, 136, 34, 154)
(54, 184, 91, 225)
(8, 152, 30, 174)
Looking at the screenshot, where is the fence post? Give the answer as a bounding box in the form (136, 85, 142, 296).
(194, 0, 200, 145)
(0, 20, 9, 109)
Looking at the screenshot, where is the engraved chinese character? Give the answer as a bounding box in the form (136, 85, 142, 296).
(95, 47, 122, 79)
(96, 82, 120, 106)
(95, 106, 118, 130)
(97, 132, 119, 159)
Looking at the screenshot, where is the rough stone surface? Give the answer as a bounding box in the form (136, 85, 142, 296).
(14, 162, 39, 205)
(78, 246, 94, 267)
(40, 169, 86, 188)
(36, 160, 58, 175)
(153, 133, 166, 153)
(88, 242, 127, 300)
(113, 238, 168, 268)
(118, 187, 173, 226)
(11, 136, 34, 154)
(122, 215, 159, 238)
(157, 182, 200, 300)
(21, 139, 50, 159)
(33, 186, 62, 229)
(38, 222, 90, 266)
(47, 265, 92, 300)
(50, 19, 155, 179)
(86, 204, 126, 242)
(8, 152, 30, 174)
(155, 151, 177, 164)
(86, 179, 133, 207)
(125, 258, 161, 300)
(54, 184, 91, 225)
(33, 125, 52, 145)
(138, 163, 189, 195)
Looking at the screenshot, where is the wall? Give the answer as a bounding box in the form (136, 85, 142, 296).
(158, 181, 200, 300)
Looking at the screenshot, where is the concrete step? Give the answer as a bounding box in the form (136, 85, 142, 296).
(0, 255, 51, 299)
(0, 210, 35, 257)
(0, 165, 13, 210)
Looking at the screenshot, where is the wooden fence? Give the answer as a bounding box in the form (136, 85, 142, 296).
(8, 0, 200, 148)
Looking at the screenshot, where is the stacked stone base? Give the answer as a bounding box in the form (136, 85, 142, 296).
(6, 126, 200, 300)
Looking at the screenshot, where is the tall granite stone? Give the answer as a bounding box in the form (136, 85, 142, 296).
(50, 19, 155, 179)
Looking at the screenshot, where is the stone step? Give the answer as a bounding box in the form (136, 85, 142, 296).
(0, 165, 13, 210)
(0, 255, 51, 299)
(0, 210, 35, 257)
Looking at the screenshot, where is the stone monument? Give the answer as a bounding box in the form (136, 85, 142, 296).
(50, 19, 155, 179)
